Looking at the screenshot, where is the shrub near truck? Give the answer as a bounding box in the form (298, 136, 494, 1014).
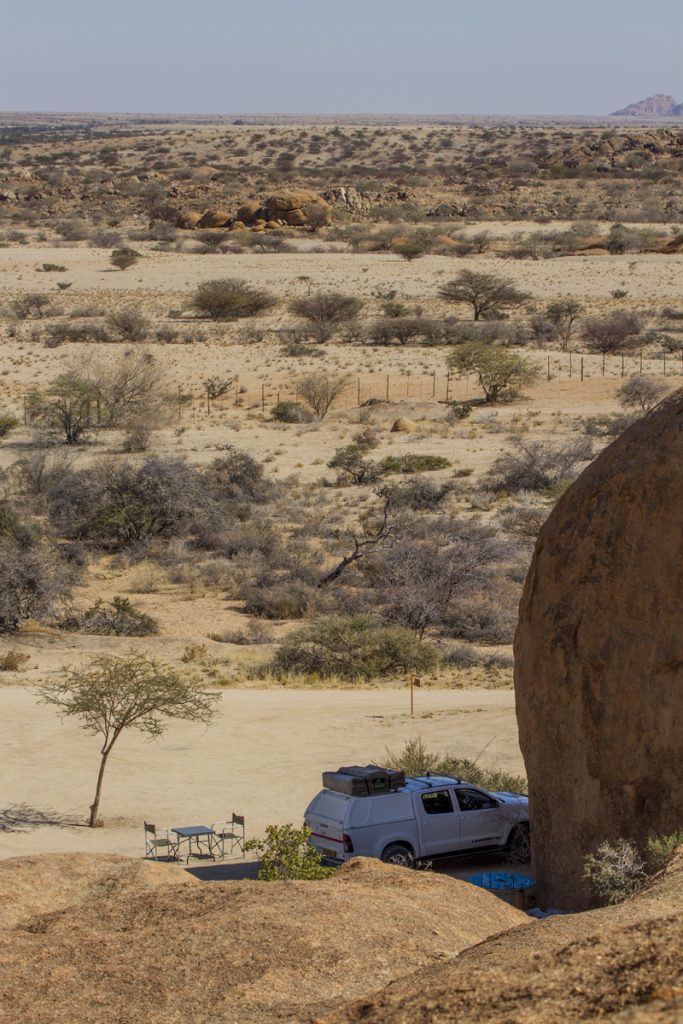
(305, 767, 530, 868)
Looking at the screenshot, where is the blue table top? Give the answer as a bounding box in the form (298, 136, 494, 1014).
(172, 825, 214, 837)
(469, 872, 535, 891)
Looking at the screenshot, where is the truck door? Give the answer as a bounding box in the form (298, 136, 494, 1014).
(417, 788, 461, 856)
(454, 787, 508, 849)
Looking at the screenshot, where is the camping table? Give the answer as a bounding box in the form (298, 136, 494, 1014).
(468, 871, 535, 911)
(172, 825, 216, 863)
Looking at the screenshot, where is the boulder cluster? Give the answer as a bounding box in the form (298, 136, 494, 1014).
(176, 189, 332, 232)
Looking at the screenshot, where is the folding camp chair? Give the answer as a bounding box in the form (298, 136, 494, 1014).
(144, 821, 179, 861)
(210, 814, 246, 859)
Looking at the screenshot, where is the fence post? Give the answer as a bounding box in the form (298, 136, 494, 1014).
(569, 350, 572, 378)
(621, 354, 625, 378)
(663, 353, 667, 376)
(547, 355, 551, 381)
(406, 373, 410, 398)
(445, 371, 451, 402)
(602, 353, 606, 377)
(261, 383, 265, 412)
(580, 357, 584, 382)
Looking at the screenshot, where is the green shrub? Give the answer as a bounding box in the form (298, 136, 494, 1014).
(384, 738, 528, 794)
(271, 400, 312, 423)
(380, 454, 450, 474)
(244, 824, 333, 880)
(272, 614, 439, 681)
(646, 829, 683, 874)
(110, 247, 140, 271)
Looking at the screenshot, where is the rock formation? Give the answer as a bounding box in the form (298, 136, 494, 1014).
(612, 94, 683, 116)
(515, 391, 683, 910)
(265, 189, 332, 227)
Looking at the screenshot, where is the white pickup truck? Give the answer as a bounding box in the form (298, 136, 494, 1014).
(305, 771, 530, 867)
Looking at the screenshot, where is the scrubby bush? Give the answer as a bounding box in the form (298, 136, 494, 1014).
(76, 596, 159, 637)
(0, 539, 79, 632)
(10, 293, 56, 320)
(272, 615, 439, 680)
(380, 454, 450, 475)
(583, 839, 647, 905)
(0, 414, 19, 439)
(298, 372, 351, 419)
(105, 306, 150, 342)
(192, 278, 277, 320)
(110, 247, 140, 271)
(489, 437, 593, 493)
(289, 291, 362, 342)
(47, 457, 209, 549)
(617, 375, 668, 413)
(581, 312, 641, 353)
(271, 400, 312, 423)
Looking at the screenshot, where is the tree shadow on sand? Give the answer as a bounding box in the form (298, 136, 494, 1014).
(0, 804, 85, 833)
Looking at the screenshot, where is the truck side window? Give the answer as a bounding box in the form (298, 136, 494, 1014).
(421, 790, 454, 815)
(455, 789, 498, 812)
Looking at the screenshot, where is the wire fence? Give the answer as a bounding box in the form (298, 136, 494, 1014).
(175, 348, 683, 421)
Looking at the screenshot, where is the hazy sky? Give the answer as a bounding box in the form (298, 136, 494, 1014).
(2, 0, 681, 115)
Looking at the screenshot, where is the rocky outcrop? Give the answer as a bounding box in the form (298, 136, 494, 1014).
(515, 391, 683, 910)
(612, 94, 683, 116)
(265, 189, 332, 227)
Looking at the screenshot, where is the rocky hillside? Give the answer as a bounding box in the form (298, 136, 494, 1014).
(612, 94, 683, 116)
(0, 854, 525, 1024)
(318, 849, 683, 1024)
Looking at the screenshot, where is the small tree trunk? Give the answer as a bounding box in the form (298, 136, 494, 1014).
(89, 745, 113, 827)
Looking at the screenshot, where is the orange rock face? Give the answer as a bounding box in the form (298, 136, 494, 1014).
(514, 392, 683, 910)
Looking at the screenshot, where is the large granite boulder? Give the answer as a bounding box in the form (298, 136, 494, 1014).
(265, 190, 332, 227)
(514, 391, 683, 910)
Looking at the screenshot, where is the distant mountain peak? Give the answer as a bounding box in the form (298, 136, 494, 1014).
(612, 94, 683, 116)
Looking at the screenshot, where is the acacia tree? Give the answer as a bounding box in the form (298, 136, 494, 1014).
(448, 342, 539, 402)
(38, 653, 220, 827)
(439, 270, 529, 321)
(26, 372, 99, 444)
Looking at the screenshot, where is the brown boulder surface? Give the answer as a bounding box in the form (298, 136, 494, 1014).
(515, 391, 683, 910)
(317, 849, 683, 1024)
(266, 189, 332, 226)
(197, 208, 230, 228)
(0, 852, 198, 929)
(0, 855, 524, 1024)
(237, 199, 263, 224)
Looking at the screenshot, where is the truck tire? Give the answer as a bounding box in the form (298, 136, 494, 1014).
(507, 823, 531, 863)
(380, 843, 415, 868)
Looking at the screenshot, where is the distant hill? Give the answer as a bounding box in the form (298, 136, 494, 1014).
(612, 93, 683, 116)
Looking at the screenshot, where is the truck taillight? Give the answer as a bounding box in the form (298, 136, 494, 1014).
(343, 834, 354, 853)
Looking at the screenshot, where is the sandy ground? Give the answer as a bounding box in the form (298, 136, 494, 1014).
(2, 244, 682, 303)
(0, 686, 521, 863)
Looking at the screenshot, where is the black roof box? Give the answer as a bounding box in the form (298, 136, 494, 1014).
(322, 764, 406, 796)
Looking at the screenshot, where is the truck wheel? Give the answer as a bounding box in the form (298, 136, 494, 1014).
(507, 824, 531, 863)
(381, 844, 415, 868)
